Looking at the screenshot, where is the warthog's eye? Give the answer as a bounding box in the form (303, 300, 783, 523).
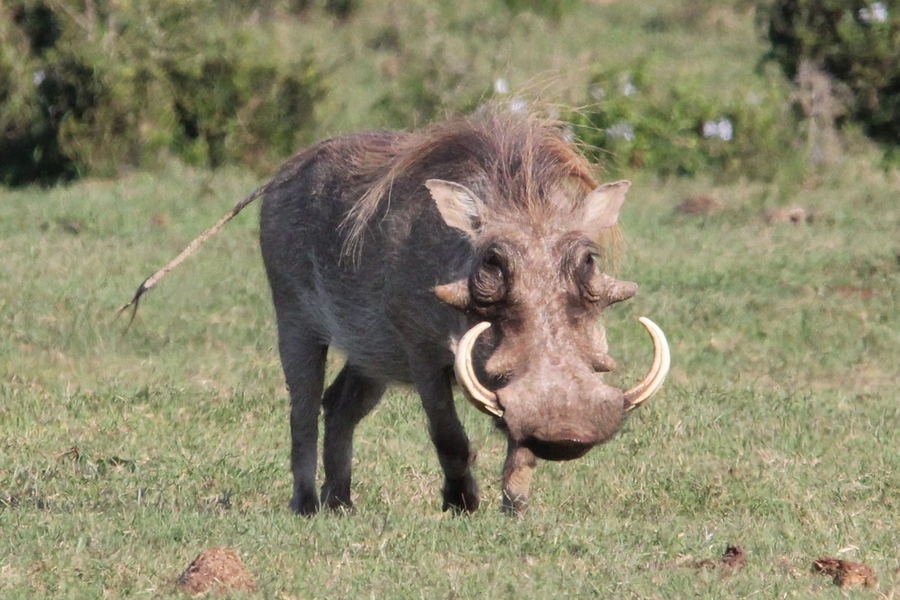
(575, 249, 603, 302)
(483, 251, 503, 271)
(569, 243, 637, 309)
(470, 246, 509, 307)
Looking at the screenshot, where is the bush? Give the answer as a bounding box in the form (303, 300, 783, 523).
(0, 1, 326, 186)
(498, 0, 580, 21)
(762, 0, 900, 154)
(567, 62, 797, 179)
(371, 39, 493, 128)
(367, 7, 500, 128)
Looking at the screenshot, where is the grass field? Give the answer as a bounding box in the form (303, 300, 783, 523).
(3, 2, 900, 598)
(3, 156, 898, 598)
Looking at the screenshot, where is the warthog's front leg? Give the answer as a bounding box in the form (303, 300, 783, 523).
(501, 439, 537, 514)
(321, 365, 386, 511)
(414, 364, 479, 513)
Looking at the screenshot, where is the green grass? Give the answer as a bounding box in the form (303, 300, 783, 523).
(2, 156, 898, 598)
(3, 2, 900, 598)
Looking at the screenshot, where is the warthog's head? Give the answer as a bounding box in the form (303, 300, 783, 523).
(429, 178, 670, 462)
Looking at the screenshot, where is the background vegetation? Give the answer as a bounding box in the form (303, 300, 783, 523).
(763, 0, 900, 161)
(1, 0, 326, 185)
(7, 0, 898, 186)
(2, 0, 899, 598)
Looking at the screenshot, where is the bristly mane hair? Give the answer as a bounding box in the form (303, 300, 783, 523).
(340, 105, 622, 268)
(118, 106, 623, 325)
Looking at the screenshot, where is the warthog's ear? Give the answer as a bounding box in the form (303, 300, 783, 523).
(581, 180, 630, 233)
(434, 279, 470, 310)
(426, 179, 484, 238)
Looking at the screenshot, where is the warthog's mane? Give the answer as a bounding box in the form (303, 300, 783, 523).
(340, 106, 621, 267)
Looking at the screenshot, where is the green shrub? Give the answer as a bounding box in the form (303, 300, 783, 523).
(498, 0, 580, 21)
(368, 8, 500, 128)
(567, 63, 797, 179)
(324, 0, 360, 20)
(372, 40, 493, 128)
(0, 1, 325, 186)
(761, 0, 900, 154)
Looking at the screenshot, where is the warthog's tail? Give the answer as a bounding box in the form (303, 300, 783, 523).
(116, 183, 269, 326)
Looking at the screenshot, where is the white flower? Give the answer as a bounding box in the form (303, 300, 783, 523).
(589, 83, 605, 100)
(859, 2, 888, 23)
(717, 118, 733, 141)
(607, 121, 635, 141)
(494, 78, 510, 95)
(33, 70, 46, 86)
(703, 118, 733, 141)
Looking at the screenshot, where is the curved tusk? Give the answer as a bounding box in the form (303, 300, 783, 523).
(454, 321, 504, 417)
(623, 317, 671, 411)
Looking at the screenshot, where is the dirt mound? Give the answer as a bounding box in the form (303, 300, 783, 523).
(176, 547, 255, 596)
(812, 557, 877, 588)
(764, 206, 814, 225)
(675, 195, 722, 215)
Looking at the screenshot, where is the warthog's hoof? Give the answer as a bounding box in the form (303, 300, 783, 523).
(322, 491, 354, 513)
(442, 474, 480, 513)
(290, 492, 319, 517)
(500, 492, 528, 515)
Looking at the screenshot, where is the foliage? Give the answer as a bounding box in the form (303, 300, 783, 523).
(761, 0, 900, 155)
(0, 0, 325, 186)
(322, 0, 360, 19)
(365, 5, 513, 128)
(498, 0, 580, 21)
(371, 36, 494, 128)
(568, 63, 798, 179)
(1, 0, 838, 186)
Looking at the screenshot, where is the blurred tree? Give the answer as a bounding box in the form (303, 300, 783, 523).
(0, 0, 325, 186)
(762, 0, 900, 159)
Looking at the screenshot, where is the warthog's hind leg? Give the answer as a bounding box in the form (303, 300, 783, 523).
(321, 364, 386, 510)
(284, 342, 328, 516)
(272, 298, 328, 516)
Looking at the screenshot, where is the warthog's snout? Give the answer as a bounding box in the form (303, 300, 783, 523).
(454, 317, 671, 439)
(523, 436, 595, 462)
(498, 380, 626, 462)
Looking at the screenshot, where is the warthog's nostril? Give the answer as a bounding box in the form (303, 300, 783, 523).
(523, 436, 595, 462)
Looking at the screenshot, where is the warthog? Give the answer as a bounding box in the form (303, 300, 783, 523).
(122, 107, 669, 515)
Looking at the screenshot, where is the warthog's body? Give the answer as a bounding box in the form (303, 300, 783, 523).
(256, 109, 668, 514)
(122, 107, 668, 514)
